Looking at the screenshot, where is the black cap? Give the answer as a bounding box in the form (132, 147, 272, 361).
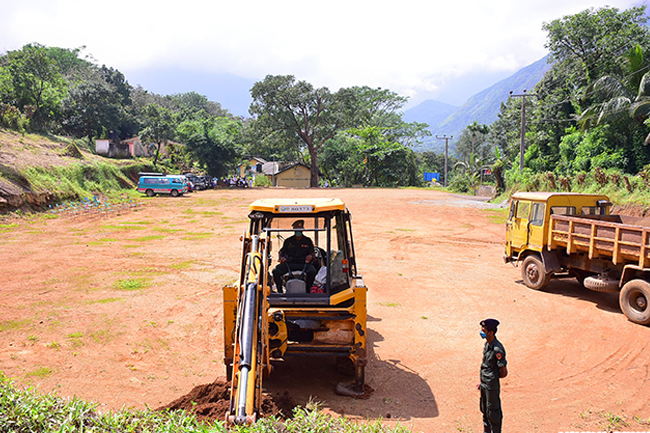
(292, 219, 305, 228)
(480, 318, 500, 332)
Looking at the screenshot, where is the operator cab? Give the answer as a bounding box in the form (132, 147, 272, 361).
(247, 198, 358, 306)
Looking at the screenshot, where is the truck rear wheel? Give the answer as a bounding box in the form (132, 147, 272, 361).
(521, 255, 550, 290)
(620, 279, 650, 325)
(146, 189, 155, 197)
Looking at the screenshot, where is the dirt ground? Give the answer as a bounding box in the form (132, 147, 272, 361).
(1, 187, 650, 432)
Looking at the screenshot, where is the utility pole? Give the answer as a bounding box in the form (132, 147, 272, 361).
(509, 90, 536, 172)
(436, 135, 453, 186)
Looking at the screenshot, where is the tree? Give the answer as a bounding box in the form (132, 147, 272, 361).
(0, 43, 66, 129)
(496, 6, 650, 175)
(61, 66, 134, 140)
(140, 104, 175, 168)
(176, 117, 241, 177)
(543, 6, 650, 85)
(455, 122, 491, 161)
(349, 126, 421, 187)
(249, 75, 357, 187)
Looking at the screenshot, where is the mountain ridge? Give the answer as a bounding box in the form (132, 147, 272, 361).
(406, 55, 552, 153)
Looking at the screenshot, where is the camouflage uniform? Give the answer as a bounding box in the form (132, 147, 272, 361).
(480, 337, 507, 433)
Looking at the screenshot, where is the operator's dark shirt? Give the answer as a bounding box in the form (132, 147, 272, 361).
(279, 234, 314, 264)
(480, 337, 507, 390)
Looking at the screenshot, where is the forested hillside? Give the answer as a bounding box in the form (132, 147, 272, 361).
(2, 5, 650, 208)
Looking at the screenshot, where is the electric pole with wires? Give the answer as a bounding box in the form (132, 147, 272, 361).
(509, 90, 536, 172)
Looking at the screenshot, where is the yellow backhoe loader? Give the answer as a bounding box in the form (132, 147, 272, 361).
(222, 198, 368, 425)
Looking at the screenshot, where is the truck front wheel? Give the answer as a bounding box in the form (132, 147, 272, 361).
(620, 279, 650, 325)
(521, 255, 550, 290)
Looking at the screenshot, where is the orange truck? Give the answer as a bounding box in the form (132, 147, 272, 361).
(504, 192, 650, 325)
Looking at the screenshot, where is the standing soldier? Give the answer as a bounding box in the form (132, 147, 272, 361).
(478, 318, 508, 433)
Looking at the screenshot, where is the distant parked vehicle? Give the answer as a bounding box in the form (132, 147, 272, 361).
(183, 173, 208, 190)
(137, 175, 188, 197)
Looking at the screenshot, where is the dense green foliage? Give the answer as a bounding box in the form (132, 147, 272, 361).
(0, 44, 240, 177)
(0, 374, 411, 433)
(6, 5, 650, 193)
(248, 76, 429, 187)
(446, 5, 650, 197)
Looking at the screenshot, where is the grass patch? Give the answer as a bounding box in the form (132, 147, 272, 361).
(181, 232, 212, 240)
(20, 160, 143, 202)
(87, 237, 120, 246)
(152, 227, 183, 233)
(46, 341, 61, 350)
(482, 208, 508, 224)
(86, 297, 123, 304)
(0, 319, 30, 332)
(377, 301, 401, 307)
(114, 279, 148, 291)
(170, 260, 194, 270)
(67, 332, 84, 348)
(0, 223, 19, 231)
(24, 367, 54, 379)
(88, 328, 115, 345)
(131, 235, 165, 242)
(101, 224, 146, 231)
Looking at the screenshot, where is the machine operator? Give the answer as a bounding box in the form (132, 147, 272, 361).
(272, 219, 317, 292)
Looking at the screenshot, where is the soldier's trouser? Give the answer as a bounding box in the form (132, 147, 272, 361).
(480, 385, 502, 433)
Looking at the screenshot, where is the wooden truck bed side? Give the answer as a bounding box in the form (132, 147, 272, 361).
(548, 214, 650, 267)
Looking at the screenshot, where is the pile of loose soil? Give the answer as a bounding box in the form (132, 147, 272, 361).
(157, 377, 296, 423)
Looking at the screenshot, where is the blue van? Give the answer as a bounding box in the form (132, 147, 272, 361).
(137, 175, 188, 197)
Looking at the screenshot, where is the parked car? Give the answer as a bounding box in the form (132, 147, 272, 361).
(137, 175, 188, 197)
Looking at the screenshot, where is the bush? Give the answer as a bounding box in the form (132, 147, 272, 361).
(0, 104, 29, 132)
(253, 175, 271, 187)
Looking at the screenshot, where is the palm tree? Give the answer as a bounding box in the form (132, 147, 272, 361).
(577, 45, 650, 129)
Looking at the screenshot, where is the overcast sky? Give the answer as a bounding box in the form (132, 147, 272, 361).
(0, 0, 646, 114)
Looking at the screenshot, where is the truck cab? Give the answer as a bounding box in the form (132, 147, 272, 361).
(505, 192, 610, 263)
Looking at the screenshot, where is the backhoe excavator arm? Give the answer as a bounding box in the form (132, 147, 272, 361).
(226, 234, 270, 425)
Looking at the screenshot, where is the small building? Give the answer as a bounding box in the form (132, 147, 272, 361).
(272, 162, 311, 188)
(238, 157, 268, 178)
(95, 139, 130, 158)
(237, 157, 313, 187)
(122, 137, 149, 157)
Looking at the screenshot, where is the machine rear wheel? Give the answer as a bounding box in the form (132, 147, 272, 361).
(620, 279, 650, 325)
(146, 189, 155, 197)
(521, 255, 549, 290)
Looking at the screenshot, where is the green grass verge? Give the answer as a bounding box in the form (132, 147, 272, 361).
(0, 375, 411, 433)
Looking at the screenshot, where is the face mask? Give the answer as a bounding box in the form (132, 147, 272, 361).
(480, 331, 487, 339)
(294, 231, 302, 237)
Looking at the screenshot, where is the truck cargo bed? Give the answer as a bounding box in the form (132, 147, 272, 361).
(549, 214, 650, 266)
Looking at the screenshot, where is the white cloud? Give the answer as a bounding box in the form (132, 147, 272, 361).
(0, 0, 644, 103)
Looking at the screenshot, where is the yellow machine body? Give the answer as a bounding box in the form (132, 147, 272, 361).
(223, 198, 368, 424)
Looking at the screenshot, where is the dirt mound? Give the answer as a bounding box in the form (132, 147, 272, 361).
(157, 377, 296, 423)
(61, 143, 84, 159)
(612, 203, 650, 217)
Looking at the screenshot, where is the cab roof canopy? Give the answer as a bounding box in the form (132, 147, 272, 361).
(512, 192, 608, 201)
(249, 198, 345, 214)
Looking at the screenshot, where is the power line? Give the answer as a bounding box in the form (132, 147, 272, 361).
(509, 90, 536, 171)
(436, 135, 453, 186)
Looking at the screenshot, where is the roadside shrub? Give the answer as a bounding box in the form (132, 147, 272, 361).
(253, 175, 271, 187)
(0, 104, 29, 132)
(447, 171, 471, 193)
